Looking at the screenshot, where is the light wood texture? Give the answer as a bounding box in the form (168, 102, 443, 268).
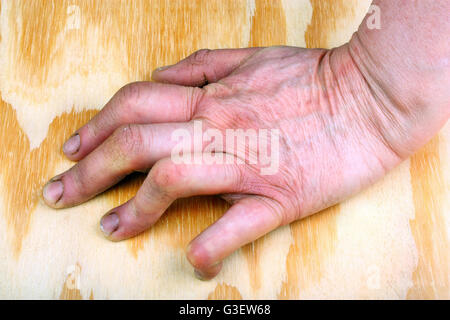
(0, 0, 448, 299)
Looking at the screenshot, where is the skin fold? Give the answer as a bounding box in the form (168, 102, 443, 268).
(42, 0, 449, 280)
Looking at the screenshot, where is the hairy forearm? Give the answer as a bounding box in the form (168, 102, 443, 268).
(346, 0, 449, 156)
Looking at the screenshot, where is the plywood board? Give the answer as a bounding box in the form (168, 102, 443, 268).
(0, 0, 448, 299)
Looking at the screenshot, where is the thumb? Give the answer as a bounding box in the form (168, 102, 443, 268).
(186, 196, 284, 280)
(152, 47, 261, 87)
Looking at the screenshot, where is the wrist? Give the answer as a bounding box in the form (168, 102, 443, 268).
(342, 0, 450, 158)
(348, 32, 449, 157)
(320, 44, 406, 162)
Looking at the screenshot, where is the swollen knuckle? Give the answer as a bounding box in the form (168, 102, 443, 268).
(189, 49, 211, 66)
(115, 82, 145, 114)
(114, 124, 144, 157)
(151, 162, 183, 192)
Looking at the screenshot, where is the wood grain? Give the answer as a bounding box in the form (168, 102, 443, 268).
(0, 0, 448, 299)
(408, 136, 449, 299)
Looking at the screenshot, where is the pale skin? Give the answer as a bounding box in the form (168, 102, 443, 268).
(42, 1, 449, 280)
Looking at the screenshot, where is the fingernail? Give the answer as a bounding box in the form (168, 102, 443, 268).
(155, 65, 171, 72)
(193, 262, 222, 281)
(194, 269, 208, 281)
(152, 65, 172, 80)
(43, 180, 64, 205)
(63, 133, 80, 156)
(100, 212, 119, 236)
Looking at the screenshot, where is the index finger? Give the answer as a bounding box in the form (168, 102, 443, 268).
(62, 82, 204, 161)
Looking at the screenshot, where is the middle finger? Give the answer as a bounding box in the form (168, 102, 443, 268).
(42, 122, 194, 208)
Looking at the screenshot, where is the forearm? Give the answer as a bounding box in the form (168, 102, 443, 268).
(346, 0, 450, 157)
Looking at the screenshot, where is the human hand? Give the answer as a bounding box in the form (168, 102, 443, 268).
(42, 44, 432, 279)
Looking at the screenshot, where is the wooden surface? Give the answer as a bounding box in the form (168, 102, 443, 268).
(0, 0, 448, 299)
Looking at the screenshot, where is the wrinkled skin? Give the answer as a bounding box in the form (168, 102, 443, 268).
(42, 1, 449, 280)
(42, 45, 406, 279)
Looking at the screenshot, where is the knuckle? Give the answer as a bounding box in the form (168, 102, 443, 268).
(113, 124, 145, 158)
(189, 49, 211, 66)
(70, 166, 92, 198)
(150, 161, 184, 193)
(115, 82, 146, 116)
